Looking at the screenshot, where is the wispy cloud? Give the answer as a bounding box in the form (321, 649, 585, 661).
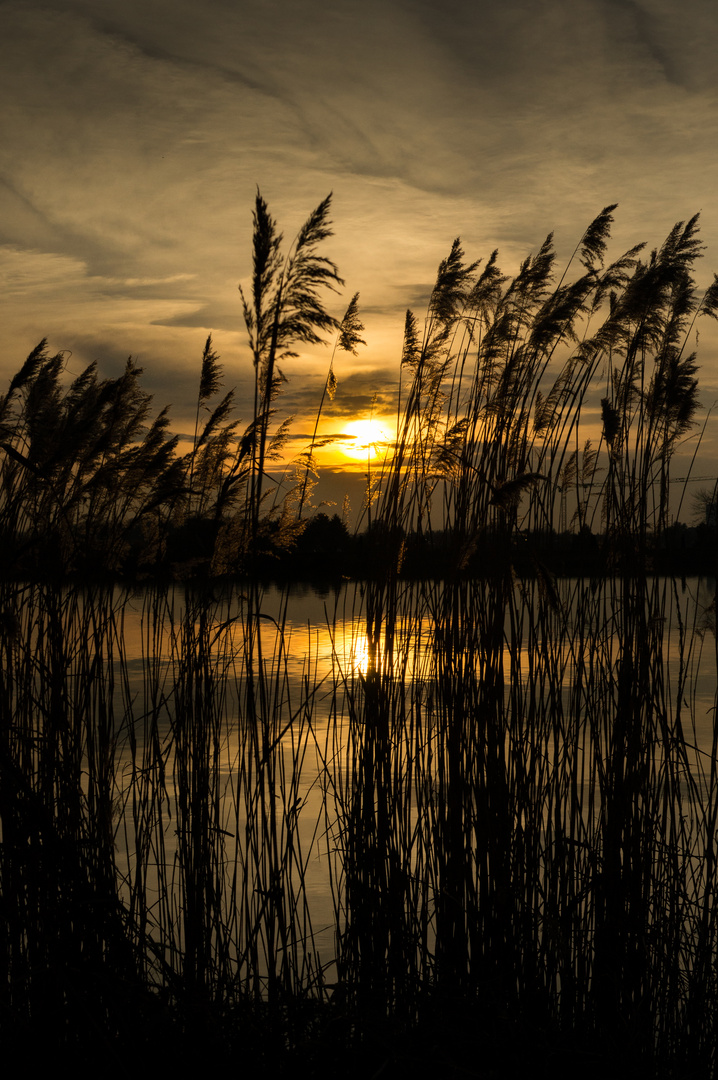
(2, 0, 718, 447)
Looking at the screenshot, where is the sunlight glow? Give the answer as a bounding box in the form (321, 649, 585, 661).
(339, 418, 393, 461)
(348, 632, 371, 676)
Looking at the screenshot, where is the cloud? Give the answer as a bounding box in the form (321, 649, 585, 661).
(277, 361, 398, 418)
(2, 0, 718, 457)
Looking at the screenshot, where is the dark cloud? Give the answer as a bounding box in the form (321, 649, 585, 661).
(150, 302, 244, 332)
(280, 367, 400, 421)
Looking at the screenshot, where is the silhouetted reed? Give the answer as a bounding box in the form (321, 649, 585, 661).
(2, 200, 718, 1074)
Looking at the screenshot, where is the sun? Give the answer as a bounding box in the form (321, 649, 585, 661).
(340, 418, 392, 461)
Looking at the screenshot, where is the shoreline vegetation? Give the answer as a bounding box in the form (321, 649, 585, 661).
(0, 195, 717, 585)
(2, 198, 718, 1076)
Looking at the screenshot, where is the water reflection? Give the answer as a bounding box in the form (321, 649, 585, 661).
(114, 576, 718, 735)
(7, 572, 718, 1029)
(103, 575, 718, 998)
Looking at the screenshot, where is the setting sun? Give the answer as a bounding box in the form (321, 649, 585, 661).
(339, 418, 394, 461)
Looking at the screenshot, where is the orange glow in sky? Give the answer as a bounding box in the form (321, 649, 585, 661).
(338, 418, 395, 462)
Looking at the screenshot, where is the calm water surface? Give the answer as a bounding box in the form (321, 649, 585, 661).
(110, 575, 718, 979)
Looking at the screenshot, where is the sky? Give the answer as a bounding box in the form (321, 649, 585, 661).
(2, 0, 718, 513)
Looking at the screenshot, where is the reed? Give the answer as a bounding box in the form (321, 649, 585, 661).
(2, 200, 718, 1075)
(317, 574, 718, 1073)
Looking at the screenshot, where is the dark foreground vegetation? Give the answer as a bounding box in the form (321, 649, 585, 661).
(2, 198, 718, 1076)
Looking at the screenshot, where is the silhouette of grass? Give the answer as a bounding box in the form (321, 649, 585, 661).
(2, 201, 717, 580)
(2, 200, 718, 1074)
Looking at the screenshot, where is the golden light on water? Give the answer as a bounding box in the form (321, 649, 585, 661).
(346, 631, 371, 676)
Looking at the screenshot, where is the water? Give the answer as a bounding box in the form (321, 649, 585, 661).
(101, 577, 718, 984)
(6, 574, 718, 1024)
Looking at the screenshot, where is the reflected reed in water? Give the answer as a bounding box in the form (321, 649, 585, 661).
(1, 575, 717, 1074)
(3, 199, 718, 1075)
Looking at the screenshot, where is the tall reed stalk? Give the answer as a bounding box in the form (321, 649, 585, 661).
(3, 202, 718, 1076)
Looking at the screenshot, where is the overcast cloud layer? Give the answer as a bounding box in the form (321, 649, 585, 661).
(2, 0, 718, 462)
